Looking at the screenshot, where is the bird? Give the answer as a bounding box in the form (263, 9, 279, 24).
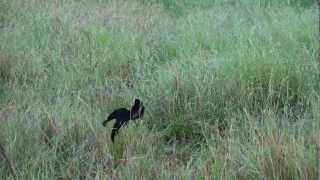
(102, 99, 145, 143)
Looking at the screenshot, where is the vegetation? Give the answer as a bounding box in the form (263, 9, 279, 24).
(0, 0, 319, 179)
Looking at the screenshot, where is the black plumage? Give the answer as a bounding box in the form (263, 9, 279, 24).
(102, 99, 145, 143)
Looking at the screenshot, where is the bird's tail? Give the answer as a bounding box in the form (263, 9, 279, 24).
(111, 129, 117, 143)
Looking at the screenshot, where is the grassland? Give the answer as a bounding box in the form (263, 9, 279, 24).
(0, 0, 319, 179)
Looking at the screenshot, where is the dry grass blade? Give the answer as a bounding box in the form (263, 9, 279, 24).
(0, 144, 16, 180)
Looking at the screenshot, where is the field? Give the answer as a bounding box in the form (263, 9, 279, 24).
(0, 0, 319, 179)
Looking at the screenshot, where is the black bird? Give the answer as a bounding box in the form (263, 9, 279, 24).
(102, 99, 145, 143)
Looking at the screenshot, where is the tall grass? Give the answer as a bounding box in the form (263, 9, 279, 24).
(0, 0, 319, 179)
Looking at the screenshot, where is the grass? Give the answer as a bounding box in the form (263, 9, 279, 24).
(0, 0, 319, 179)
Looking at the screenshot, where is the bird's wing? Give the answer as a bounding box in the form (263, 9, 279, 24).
(102, 110, 118, 127)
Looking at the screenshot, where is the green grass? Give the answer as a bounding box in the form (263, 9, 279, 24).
(0, 0, 319, 179)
